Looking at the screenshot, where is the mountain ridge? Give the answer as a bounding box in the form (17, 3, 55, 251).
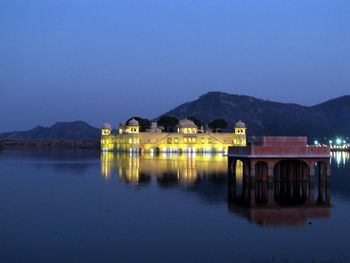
(159, 91, 350, 138)
(0, 121, 100, 140)
(1, 92, 349, 141)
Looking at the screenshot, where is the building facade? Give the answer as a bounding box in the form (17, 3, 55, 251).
(101, 118, 247, 153)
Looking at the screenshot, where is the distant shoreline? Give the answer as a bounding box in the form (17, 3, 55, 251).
(1, 139, 348, 153)
(0, 140, 100, 149)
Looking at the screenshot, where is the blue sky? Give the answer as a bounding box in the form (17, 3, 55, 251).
(1, 0, 349, 131)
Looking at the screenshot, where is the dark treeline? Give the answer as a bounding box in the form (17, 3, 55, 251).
(127, 115, 229, 133)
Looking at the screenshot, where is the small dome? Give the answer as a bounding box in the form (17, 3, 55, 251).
(128, 118, 139, 126)
(178, 118, 197, 128)
(235, 120, 246, 128)
(102, 123, 112, 129)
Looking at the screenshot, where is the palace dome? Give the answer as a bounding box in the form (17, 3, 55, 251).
(178, 118, 197, 128)
(128, 118, 139, 126)
(235, 120, 246, 128)
(102, 123, 112, 129)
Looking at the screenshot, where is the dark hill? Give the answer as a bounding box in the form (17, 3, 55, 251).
(1, 93, 349, 141)
(311, 95, 350, 136)
(0, 121, 100, 140)
(159, 92, 350, 138)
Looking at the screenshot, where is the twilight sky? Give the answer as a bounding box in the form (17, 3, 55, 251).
(1, 0, 349, 132)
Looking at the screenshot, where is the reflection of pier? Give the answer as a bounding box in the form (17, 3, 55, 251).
(227, 137, 331, 226)
(331, 151, 350, 167)
(227, 202, 330, 227)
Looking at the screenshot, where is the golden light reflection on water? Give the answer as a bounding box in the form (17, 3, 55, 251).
(100, 152, 230, 185)
(331, 151, 350, 167)
(235, 160, 243, 179)
(100, 152, 115, 180)
(100, 152, 332, 227)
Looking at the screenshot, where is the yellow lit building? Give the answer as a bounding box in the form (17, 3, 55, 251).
(100, 118, 247, 153)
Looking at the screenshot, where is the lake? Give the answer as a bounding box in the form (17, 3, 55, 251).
(0, 149, 349, 262)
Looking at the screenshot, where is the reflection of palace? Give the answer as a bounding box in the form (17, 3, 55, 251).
(100, 152, 115, 180)
(100, 119, 247, 153)
(101, 136, 333, 227)
(100, 152, 227, 186)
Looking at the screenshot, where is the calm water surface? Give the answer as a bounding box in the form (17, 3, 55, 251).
(0, 150, 349, 262)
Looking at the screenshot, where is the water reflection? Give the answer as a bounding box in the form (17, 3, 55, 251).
(330, 151, 350, 200)
(100, 152, 334, 227)
(101, 152, 227, 186)
(228, 158, 331, 227)
(228, 178, 331, 227)
(100, 152, 116, 180)
(331, 151, 350, 167)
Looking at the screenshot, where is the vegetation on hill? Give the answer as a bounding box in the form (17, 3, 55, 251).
(126, 117, 151, 132)
(157, 116, 179, 132)
(187, 116, 202, 128)
(1, 92, 349, 141)
(159, 92, 350, 138)
(208, 119, 228, 132)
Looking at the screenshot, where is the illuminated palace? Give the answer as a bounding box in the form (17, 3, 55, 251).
(100, 118, 247, 153)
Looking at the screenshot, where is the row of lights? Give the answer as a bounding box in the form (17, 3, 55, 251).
(314, 138, 349, 150)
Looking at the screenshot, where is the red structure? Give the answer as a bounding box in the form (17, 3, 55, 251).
(228, 204, 330, 227)
(227, 136, 331, 208)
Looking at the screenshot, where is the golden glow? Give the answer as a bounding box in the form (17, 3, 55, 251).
(235, 160, 243, 179)
(180, 127, 198, 134)
(100, 153, 228, 186)
(125, 126, 139, 134)
(234, 127, 246, 135)
(101, 129, 111, 136)
(101, 120, 246, 152)
(100, 151, 115, 180)
(233, 127, 247, 146)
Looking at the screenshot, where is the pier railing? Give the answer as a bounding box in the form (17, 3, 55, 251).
(228, 145, 330, 157)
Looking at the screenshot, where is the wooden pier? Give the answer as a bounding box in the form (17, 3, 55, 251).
(227, 136, 331, 208)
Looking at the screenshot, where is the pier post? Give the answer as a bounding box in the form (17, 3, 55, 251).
(227, 158, 236, 201)
(243, 160, 251, 205)
(249, 160, 256, 207)
(317, 162, 325, 203)
(309, 161, 315, 205)
(325, 162, 331, 205)
(267, 162, 275, 206)
(301, 162, 308, 201)
(250, 160, 256, 180)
